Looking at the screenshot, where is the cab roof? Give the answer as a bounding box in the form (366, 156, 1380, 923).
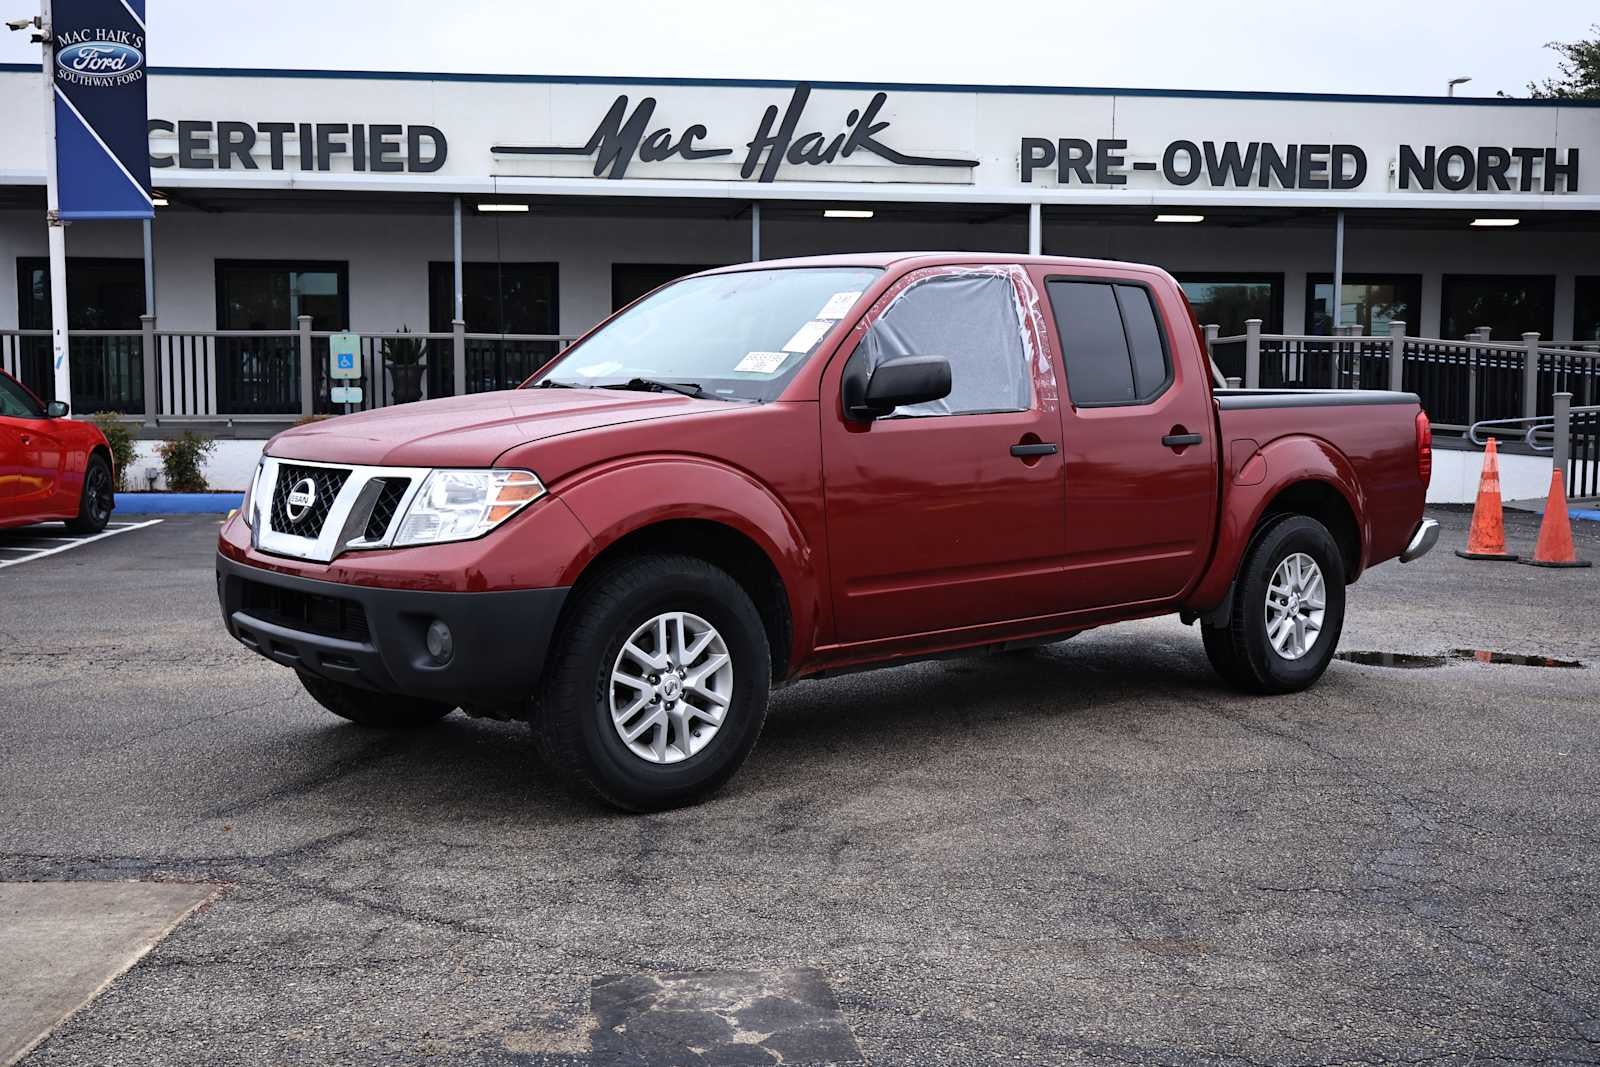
(699, 251, 1172, 276)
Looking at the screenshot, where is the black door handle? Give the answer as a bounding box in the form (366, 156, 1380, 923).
(1010, 442, 1058, 457)
(1162, 433, 1202, 448)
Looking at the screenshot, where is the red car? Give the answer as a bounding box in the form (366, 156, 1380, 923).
(217, 253, 1436, 811)
(0, 369, 116, 533)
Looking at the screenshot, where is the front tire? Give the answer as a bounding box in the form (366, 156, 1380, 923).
(64, 454, 113, 534)
(533, 554, 771, 812)
(296, 671, 455, 727)
(1202, 515, 1346, 694)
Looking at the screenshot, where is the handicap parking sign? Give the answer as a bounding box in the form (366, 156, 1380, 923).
(329, 333, 361, 380)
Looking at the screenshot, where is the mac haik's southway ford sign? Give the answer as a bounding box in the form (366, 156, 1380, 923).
(2, 71, 1595, 201)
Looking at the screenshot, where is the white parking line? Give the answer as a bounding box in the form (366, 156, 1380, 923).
(0, 519, 164, 570)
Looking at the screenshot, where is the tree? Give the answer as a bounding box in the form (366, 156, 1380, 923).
(1526, 25, 1600, 99)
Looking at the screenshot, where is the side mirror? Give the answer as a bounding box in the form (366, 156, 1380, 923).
(844, 355, 953, 420)
(44, 400, 69, 418)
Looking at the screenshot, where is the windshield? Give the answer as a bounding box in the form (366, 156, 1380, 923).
(530, 266, 883, 401)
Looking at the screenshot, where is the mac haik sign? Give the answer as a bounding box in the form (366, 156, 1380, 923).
(492, 82, 978, 181)
(52, 0, 153, 218)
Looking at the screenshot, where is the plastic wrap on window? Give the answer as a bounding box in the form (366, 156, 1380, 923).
(858, 268, 1044, 417)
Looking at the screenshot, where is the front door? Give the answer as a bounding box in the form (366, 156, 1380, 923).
(820, 267, 1068, 645)
(0, 373, 64, 518)
(1038, 268, 1218, 610)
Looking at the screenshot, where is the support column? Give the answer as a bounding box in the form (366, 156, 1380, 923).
(1553, 391, 1572, 476)
(41, 0, 71, 408)
(452, 196, 465, 397)
(298, 314, 314, 417)
(1388, 320, 1406, 392)
(750, 201, 761, 262)
(1028, 202, 1042, 256)
(1330, 209, 1345, 332)
(452, 196, 464, 323)
(1245, 318, 1262, 390)
(1522, 332, 1541, 419)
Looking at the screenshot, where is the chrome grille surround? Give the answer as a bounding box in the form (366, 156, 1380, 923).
(251, 457, 431, 563)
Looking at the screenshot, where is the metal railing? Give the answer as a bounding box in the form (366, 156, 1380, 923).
(1468, 393, 1600, 501)
(1, 316, 578, 425)
(1207, 320, 1600, 432)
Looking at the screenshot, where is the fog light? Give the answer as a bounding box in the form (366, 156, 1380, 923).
(425, 620, 453, 663)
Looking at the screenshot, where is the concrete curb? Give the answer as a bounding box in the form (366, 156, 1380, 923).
(114, 493, 243, 514)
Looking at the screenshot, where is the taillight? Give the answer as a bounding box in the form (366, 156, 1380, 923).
(1415, 411, 1432, 485)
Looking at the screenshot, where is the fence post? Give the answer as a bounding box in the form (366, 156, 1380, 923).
(1225, 376, 1242, 388)
(1387, 320, 1406, 392)
(452, 318, 467, 397)
(1203, 323, 1218, 361)
(140, 313, 157, 428)
(1244, 318, 1261, 390)
(1522, 332, 1540, 419)
(1553, 391, 1571, 477)
(298, 314, 314, 417)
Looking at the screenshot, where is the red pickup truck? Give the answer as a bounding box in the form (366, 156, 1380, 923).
(217, 253, 1437, 810)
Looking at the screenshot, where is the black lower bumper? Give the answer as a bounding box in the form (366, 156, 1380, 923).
(216, 552, 568, 709)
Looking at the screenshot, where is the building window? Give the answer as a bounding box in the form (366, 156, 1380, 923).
(214, 260, 349, 414)
(16, 257, 145, 409)
(1176, 274, 1283, 336)
(1306, 274, 1421, 336)
(427, 262, 558, 394)
(1575, 277, 1600, 344)
(613, 264, 722, 312)
(1440, 274, 1555, 341)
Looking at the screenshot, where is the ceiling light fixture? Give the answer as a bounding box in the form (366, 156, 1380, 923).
(823, 209, 874, 219)
(1470, 217, 1519, 228)
(1155, 213, 1205, 223)
(477, 203, 529, 213)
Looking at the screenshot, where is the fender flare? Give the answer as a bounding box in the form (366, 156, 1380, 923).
(551, 455, 822, 663)
(1188, 434, 1368, 613)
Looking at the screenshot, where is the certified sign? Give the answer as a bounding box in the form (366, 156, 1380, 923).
(329, 333, 361, 380)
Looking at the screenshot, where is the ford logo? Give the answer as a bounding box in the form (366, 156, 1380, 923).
(56, 42, 143, 78)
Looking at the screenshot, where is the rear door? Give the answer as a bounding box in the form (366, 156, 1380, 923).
(1038, 268, 1218, 610)
(819, 266, 1068, 644)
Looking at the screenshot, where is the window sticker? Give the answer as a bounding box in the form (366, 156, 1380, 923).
(733, 351, 792, 375)
(815, 291, 863, 320)
(575, 360, 624, 378)
(782, 319, 833, 353)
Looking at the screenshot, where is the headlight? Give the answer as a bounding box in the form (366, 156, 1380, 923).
(242, 459, 264, 529)
(392, 469, 545, 546)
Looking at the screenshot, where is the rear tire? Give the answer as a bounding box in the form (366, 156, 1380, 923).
(1202, 515, 1346, 694)
(64, 454, 113, 534)
(533, 553, 771, 813)
(296, 670, 454, 727)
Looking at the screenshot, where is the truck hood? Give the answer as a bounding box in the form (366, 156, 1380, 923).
(266, 387, 733, 467)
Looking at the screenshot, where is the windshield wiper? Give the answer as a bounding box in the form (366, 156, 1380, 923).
(533, 378, 581, 389)
(602, 377, 707, 399)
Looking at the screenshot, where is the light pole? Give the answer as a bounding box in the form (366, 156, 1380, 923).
(1447, 76, 1472, 97)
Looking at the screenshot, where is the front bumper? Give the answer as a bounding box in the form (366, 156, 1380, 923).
(216, 552, 568, 708)
(1400, 518, 1440, 563)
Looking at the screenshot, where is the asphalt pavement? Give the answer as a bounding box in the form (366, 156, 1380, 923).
(1, 508, 1598, 1065)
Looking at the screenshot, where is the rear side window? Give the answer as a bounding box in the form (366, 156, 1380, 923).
(1048, 280, 1171, 406)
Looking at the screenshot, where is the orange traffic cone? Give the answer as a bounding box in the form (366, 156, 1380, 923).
(1455, 437, 1519, 561)
(1520, 471, 1592, 568)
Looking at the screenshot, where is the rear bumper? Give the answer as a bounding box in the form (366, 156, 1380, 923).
(216, 552, 568, 708)
(1400, 518, 1440, 563)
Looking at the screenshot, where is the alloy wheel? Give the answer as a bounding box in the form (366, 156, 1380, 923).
(1264, 552, 1326, 661)
(608, 611, 734, 764)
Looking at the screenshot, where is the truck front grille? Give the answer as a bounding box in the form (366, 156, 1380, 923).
(363, 478, 411, 542)
(269, 464, 351, 539)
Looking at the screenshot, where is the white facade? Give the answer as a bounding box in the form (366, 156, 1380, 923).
(0, 67, 1597, 336)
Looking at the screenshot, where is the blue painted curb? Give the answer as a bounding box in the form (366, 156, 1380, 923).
(115, 492, 244, 514)
(1572, 509, 1600, 523)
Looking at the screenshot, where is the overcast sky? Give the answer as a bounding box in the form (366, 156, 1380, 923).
(1, 0, 1593, 98)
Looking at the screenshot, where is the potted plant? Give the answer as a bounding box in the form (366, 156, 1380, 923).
(382, 326, 428, 404)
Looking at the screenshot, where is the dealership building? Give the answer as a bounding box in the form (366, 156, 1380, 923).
(1, 62, 1599, 447)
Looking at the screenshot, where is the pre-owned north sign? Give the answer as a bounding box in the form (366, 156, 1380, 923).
(1018, 137, 1580, 192)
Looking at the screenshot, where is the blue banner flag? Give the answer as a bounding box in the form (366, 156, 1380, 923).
(52, 0, 152, 219)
